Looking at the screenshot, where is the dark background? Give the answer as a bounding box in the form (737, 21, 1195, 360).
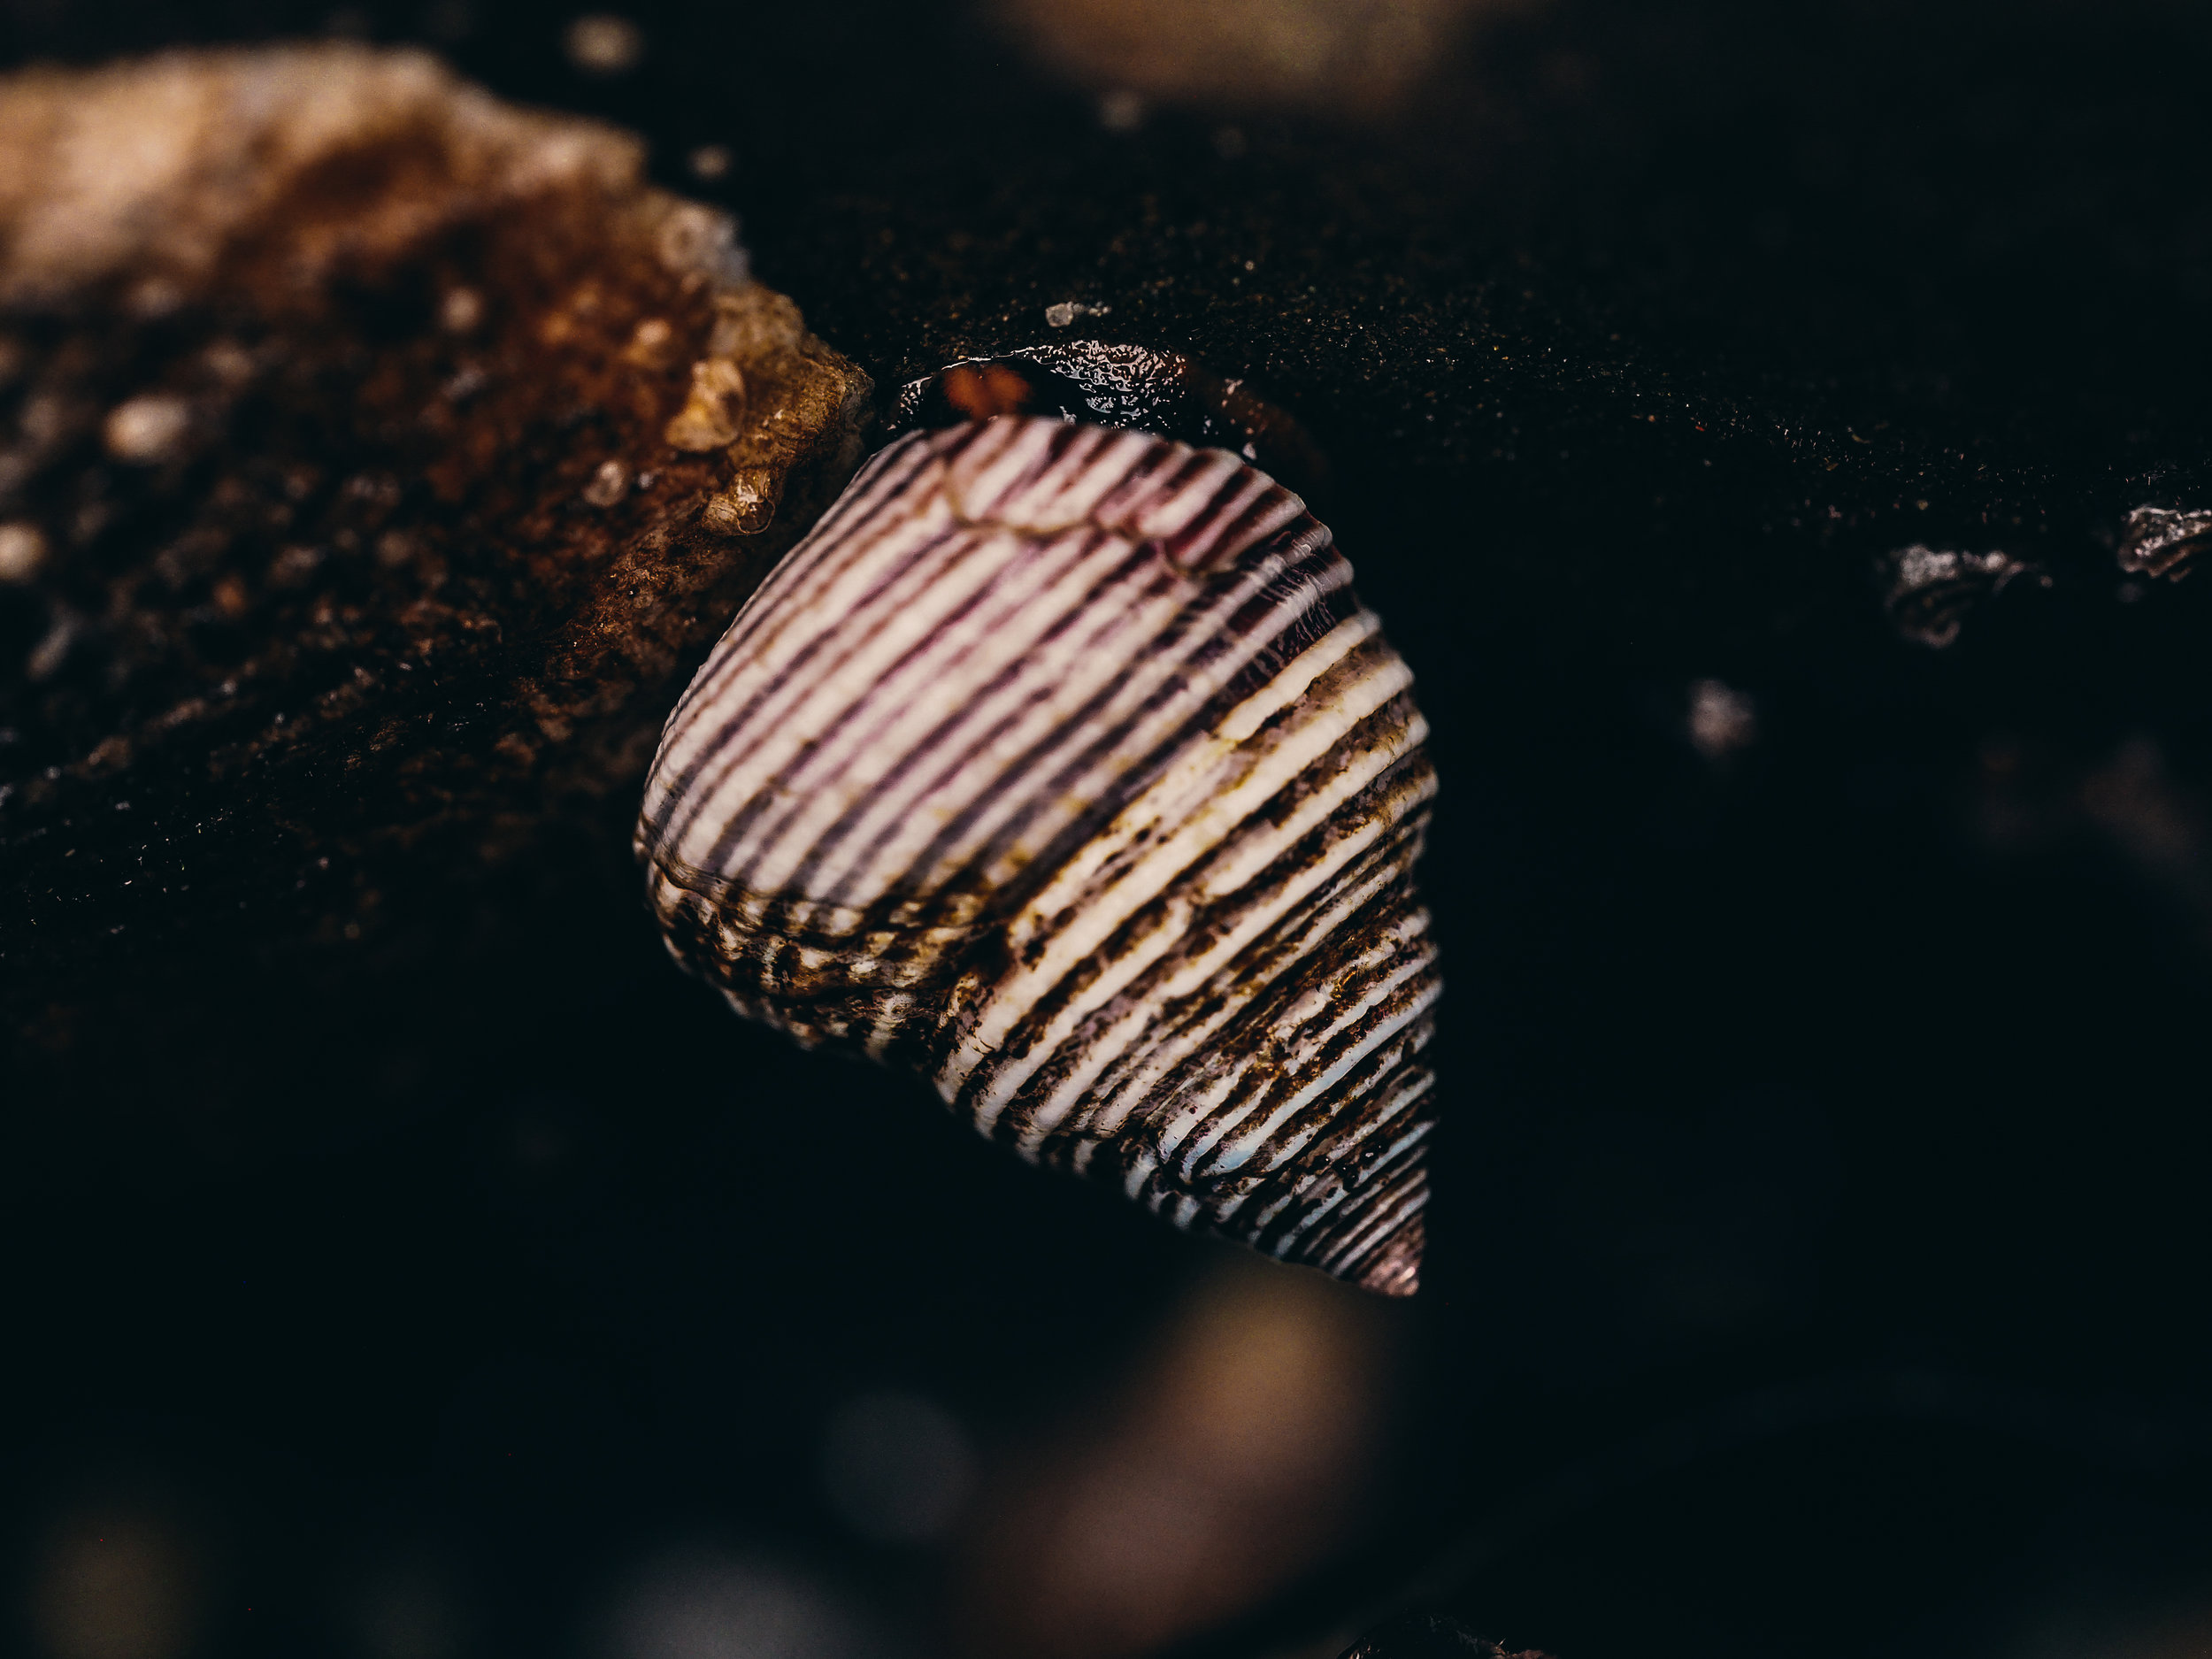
(4, 1, 2210, 1656)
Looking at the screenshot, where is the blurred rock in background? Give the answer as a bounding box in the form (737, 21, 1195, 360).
(954, 1255, 1402, 1659)
(990, 0, 1534, 119)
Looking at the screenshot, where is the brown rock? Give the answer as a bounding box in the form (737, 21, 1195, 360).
(991, 0, 1532, 120)
(0, 46, 872, 1164)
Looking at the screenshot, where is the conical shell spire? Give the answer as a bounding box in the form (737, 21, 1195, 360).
(639, 416, 1440, 1294)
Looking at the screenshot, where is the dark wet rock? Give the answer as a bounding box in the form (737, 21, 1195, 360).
(0, 46, 870, 1166)
(1340, 1612, 1550, 1659)
(892, 340, 1333, 499)
(1877, 542, 2047, 648)
(2116, 504, 2212, 581)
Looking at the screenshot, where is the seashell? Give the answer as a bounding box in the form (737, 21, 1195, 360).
(637, 414, 1441, 1294)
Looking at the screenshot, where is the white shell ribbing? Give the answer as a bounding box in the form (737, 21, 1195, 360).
(637, 416, 1440, 1294)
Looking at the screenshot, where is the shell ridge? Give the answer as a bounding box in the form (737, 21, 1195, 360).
(1310, 1157, 1431, 1284)
(1077, 434, 1190, 532)
(1129, 454, 1256, 559)
(785, 509, 1312, 911)
(670, 511, 1019, 876)
(798, 576, 1208, 926)
(800, 533, 1190, 909)
(976, 550, 1362, 934)
(1192, 970, 1443, 1188)
(940, 417, 1092, 527)
(950, 419, 1308, 578)
(1060, 799, 1435, 1176)
(897, 549, 1321, 917)
(964, 672, 1425, 1119)
(1023, 588, 1372, 916)
(648, 465, 964, 847)
(1158, 467, 1303, 570)
(1004, 659, 1425, 1005)
(649, 436, 947, 784)
(962, 740, 1437, 1141)
(1256, 1089, 1435, 1250)
(1210, 542, 1361, 707)
(1013, 863, 1416, 1159)
(1100, 443, 1234, 526)
(1124, 942, 1433, 1203)
(723, 525, 1118, 897)
(1042, 834, 1426, 1158)
(1276, 1154, 1431, 1283)
(1172, 903, 1437, 1178)
(956, 422, 1133, 532)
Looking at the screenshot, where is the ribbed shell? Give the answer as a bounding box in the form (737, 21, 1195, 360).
(637, 416, 1440, 1294)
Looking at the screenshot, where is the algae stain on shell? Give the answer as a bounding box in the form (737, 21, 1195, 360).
(637, 415, 1440, 1294)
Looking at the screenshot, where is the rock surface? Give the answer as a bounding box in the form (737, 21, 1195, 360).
(1339, 1614, 1549, 1659)
(0, 46, 871, 1160)
(3, 7, 2211, 1659)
